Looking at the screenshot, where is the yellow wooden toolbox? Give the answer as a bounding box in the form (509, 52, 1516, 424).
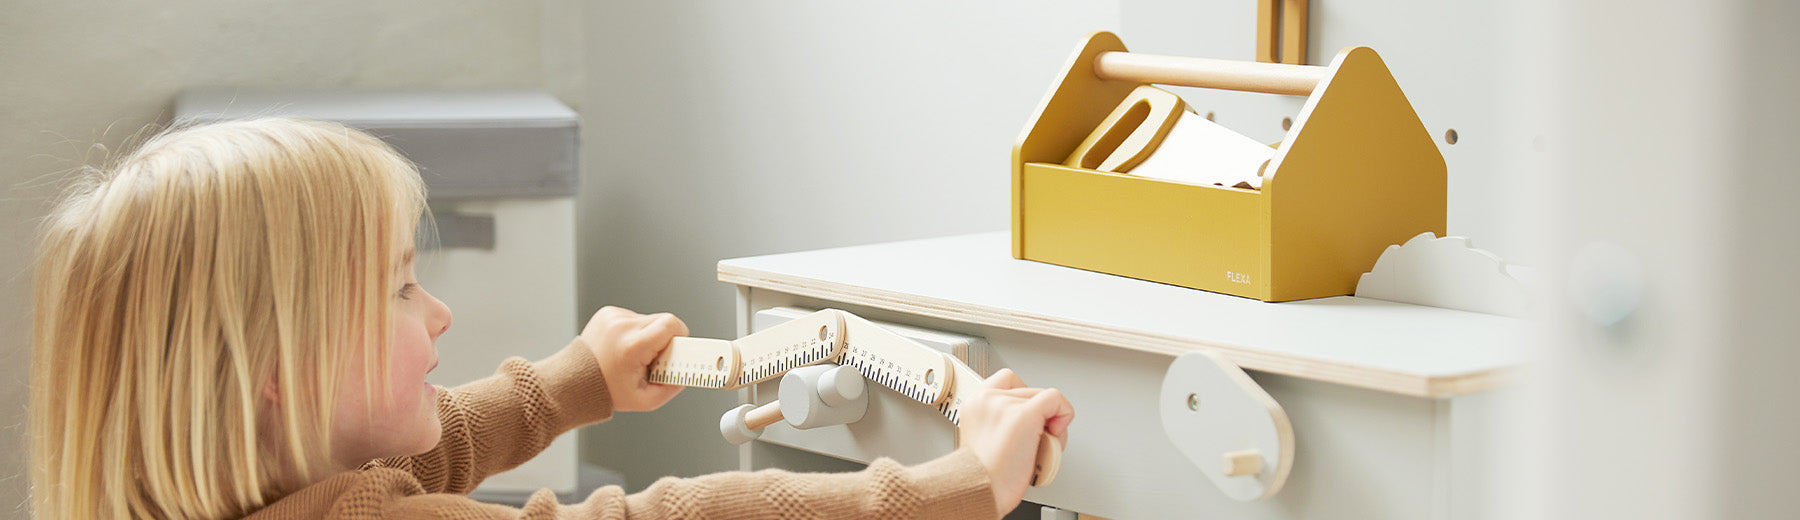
(1011, 31, 1446, 302)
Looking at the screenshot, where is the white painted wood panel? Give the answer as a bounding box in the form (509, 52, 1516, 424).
(720, 232, 1528, 397)
(735, 291, 1474, 519)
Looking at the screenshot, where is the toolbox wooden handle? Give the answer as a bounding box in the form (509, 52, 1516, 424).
(1094, 52, 1326, 97)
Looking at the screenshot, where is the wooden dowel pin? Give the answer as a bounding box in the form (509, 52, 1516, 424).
(1221, 448, 1264, 477)
(745, 401, 783, 431)
(1093, 51, 1325, 97)
(719, 364, 870, 446)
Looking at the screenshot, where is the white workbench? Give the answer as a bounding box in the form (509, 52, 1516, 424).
(723, 232, 1529, 519)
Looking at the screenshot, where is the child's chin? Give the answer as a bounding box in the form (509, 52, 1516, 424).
(409, 421, 444, 454)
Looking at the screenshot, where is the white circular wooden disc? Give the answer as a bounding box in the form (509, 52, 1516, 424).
(1158, 350, 1293, 501)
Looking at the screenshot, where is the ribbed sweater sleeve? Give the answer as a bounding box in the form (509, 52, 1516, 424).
(244, 337, 1001, 519)
(364, 338, 615, 494)
(615, 449, 998, 519)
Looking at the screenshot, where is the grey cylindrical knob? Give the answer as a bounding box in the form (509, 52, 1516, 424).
(779, 364, 868, 430)
(816, 364, 866, 407)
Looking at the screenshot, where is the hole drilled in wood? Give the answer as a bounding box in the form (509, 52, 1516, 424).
(818, 325, 827, 341)
(1187, 393, 1200, 411)
(1445, 128, 1460, 145)
(1280, 117, 1292, 131)
(716, 356, 726, 371)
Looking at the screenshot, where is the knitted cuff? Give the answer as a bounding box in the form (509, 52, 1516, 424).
(533, 338, 615, 427)
(907, 448, 1001, 519)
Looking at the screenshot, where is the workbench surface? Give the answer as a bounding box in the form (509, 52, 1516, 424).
(720, 232, 1529, 397)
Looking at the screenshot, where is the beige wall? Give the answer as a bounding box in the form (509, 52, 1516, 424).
(0, 2, 577, 516)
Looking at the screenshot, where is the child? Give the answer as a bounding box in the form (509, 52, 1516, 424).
(30, 118, 1074, 519)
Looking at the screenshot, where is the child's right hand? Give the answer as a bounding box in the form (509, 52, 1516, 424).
(956, 369, 1075, 516)
(578, 306, 687, 413)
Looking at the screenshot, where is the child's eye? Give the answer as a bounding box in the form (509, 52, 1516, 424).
(397, 283, 419, 300)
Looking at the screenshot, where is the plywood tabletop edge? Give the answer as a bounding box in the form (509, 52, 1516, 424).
(719, 264, 1507, 398)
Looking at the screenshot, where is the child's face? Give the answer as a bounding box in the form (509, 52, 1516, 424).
(330, 248, 451, 469)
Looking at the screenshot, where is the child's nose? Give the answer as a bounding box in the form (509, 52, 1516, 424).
(426, 291, 453, 338)
(433, 306, 453, 338)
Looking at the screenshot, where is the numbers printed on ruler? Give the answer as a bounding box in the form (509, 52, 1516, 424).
(838, 313, 953, 405)
(841, 339, 946, 404)
(731, 309, 846, 386)
(651, 359, 729, 388)
(937, 361, 984, 425)
(743, 329, 839, 382)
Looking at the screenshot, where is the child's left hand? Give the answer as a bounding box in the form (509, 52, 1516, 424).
(578, 306, 687, 412)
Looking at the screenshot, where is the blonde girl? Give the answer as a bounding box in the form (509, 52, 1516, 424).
(31, 118, 1074, 519)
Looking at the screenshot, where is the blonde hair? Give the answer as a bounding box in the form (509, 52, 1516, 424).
(30, 118, 428, 519)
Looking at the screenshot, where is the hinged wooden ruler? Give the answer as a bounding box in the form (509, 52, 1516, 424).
(838, 313, 953, 406)
(838, 312, 1062, 486)
(648, 308, 845, 389)
(648, 308, 1062, 486)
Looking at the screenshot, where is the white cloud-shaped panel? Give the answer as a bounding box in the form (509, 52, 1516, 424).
(1355, 232, 1530, 317)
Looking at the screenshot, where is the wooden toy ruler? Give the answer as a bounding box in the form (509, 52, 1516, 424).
(648, 308, 845, 390)
(648, 308, 1062, 486)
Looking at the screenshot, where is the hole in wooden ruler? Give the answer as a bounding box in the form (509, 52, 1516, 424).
(1445, 128, 1460, 145)
(818, 325, 827, 341)
(715, 356, 725, 371)
(1187, 393, 1200, 411)
(1281, 117, 1293, 131)
(925, 369, 936, 385)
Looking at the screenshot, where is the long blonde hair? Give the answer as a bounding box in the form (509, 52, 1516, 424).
(30, 118, 428, 519)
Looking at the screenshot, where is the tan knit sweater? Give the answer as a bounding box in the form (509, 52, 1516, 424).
(241, 339, 999, 519)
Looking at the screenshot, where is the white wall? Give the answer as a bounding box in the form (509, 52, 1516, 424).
(2, 0, 1533, 506)
(570, 0, 1537, 489)
(573, 0, 1122, 489)
(0, 2, 578, 517)
(13, 1, 1795, 517)
(1520, 1, 1800, 518)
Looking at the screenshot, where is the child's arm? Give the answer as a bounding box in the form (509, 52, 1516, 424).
(415, 449, 993, 519)
(290, 448, 994, 519)
(359, 306, 1070, 517)
(363, 339, 614, 493)
(289, 339, 1067, 519)
(367, 306, 683, 493)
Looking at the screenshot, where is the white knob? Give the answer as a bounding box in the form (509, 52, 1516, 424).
(779, 364, 869, 429)
(816, 364, 866, 407)
(719, 402, 782, 445)
(1569, 241, 1645, 327)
